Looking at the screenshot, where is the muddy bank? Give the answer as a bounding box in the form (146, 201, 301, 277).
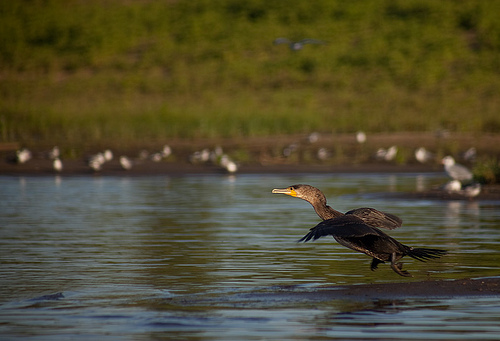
(174, 277, 500, 308)
(2, 131, 499, 177)
(0, 156, 440, 176)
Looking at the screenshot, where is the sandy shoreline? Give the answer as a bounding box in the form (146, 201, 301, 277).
(173, 277, 500, 308)
(3, 131, 499, 177)
(0, 157, 441, 176)
(260, 277, 500, 301)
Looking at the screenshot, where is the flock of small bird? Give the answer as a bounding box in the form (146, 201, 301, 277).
(440, 155, 481, 198)
(411, 146, 481, 198)
(188, 146, 238, 173)
(12, 143, 238, 174)
(279, 131, 482, 198)
(9, 130, 482, 194)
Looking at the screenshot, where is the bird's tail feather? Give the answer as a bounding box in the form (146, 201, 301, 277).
(407, 247, 447, 262)
(297, 231, 316, 243)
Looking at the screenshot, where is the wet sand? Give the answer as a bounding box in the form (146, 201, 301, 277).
(0, 156, 440, 176)
(174, 277, 500, 308)
(267, 277, 500, 301)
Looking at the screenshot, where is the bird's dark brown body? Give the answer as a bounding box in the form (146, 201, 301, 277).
(272, 184, 447, 277)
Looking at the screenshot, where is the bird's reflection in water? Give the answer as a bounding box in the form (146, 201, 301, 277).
(415, 175, 427, 192)
(444, 201, 480, 228)
(388, 175, 397, 192)
(54, 175, 62, 187)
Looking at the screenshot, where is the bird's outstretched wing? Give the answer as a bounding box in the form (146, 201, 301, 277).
(298, 215, 387, 243)
(273, 38, 291, 45)
(345, 208, 402, 230)
(298, 38, 325, 45)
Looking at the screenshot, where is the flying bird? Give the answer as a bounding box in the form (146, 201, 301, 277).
(273, 38, 325, 51)
(272, 184, 446, 277)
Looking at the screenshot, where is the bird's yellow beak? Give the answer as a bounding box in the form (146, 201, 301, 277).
(272, 188, 297, 197)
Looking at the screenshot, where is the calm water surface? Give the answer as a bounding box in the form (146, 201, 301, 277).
(1, 173, 500, 340)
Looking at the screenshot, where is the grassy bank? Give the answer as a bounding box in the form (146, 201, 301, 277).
(1, 0, 500, 151)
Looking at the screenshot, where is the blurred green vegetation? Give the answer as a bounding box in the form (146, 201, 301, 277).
(473, 157, 500, 184)
(1, 0, 500, 150)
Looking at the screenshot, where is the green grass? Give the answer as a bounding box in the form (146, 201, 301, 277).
(1, 0, 500, 150)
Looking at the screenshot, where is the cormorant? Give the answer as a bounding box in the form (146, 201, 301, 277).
(272, 184, 447, 277)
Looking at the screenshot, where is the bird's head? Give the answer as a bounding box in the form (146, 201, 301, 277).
(441, 156, 455, 166)
(272, 184, 325, 203)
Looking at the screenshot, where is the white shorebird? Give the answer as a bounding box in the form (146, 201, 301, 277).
(150, 153, 163, 162)
(103, 149, 113, 162)
(463, 147, 477, 162)
(189, 149, 211, 164)
(16, 148, 32, 164)
(441, 156, 473, 182)
(443, 180, 462, 193)
(307, 132, 320, 143)
(224, 160, 238, 173)
(415, 147, 434, 163)
(376, 146, 398, 161)
(48, 146, 60, 160)
(119, 156, 133, 170)
(283, 143, 299, 157)
(88, 153, 105, 171)
(356, 131, 367, 144)
(317, 147, 330, 161)
(442, 180, 481, 198)
(138, 150, 149, 160)
(151, 144, 172, 162)
(463, 183, 481, 198)
(53, 158, 63, 172)
(161, 145, 172, 158)
(273, 38, 325, 51)
(219, 154, 238, 173)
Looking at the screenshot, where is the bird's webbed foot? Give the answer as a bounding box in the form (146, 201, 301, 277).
(390, 253, 413, 277)
(370, 258, 384, 271)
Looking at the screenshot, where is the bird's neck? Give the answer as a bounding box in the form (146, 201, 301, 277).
(312, 203, 343, 220)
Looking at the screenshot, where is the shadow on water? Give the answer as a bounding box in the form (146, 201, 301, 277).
(1, 173, 500, 340)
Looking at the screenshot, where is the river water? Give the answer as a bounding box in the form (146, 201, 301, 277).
(1, 173, 500, 340)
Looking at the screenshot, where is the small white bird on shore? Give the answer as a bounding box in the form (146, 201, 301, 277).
(317, 147, 330, 161)
(48, 146, 60, 160)
(88, 153, 105, 171)
(443, 180, 462, 193)
(53, 158, 63, 172)
(356, 131, 367, 144)
(307, 132, 320, 144)
(161, 145, 172, 158)
(16, 148, 32, 164)
(103, 149, 113, 162)
(376, 146, 398, 161)
(442, 156, 473, 182)
(150, 153, 163, 162)
(463, 147, 477, 162)
(119, 156, 132, 170)
(219, 154, 238, 173)
(415, 147, 434, 163)
(463, 183, 481, 198)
